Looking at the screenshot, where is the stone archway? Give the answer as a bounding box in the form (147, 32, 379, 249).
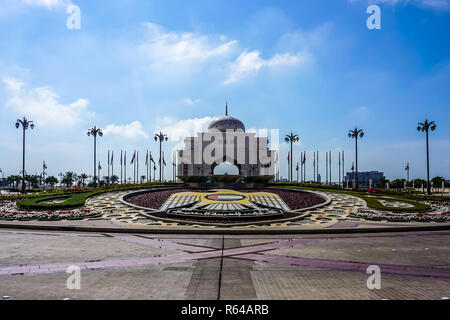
(212, 162, 241, 175)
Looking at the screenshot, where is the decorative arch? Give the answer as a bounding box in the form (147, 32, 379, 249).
(212, 161, 241, 175)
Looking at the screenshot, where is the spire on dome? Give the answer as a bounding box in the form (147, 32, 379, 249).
(225, 101, 228, 116)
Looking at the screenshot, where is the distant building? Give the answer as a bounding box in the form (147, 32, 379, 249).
(345, 171, 384, 187)
(317, 174, 321, 184)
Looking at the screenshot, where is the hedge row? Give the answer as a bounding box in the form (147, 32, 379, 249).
(15, 184, 181, 210)
(272, 185, 431, 212)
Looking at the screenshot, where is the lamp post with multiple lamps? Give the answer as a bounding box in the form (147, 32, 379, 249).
(16, 117, 35, 194)
(154, 132, 168, 183)
(284, 132, 300, 182)
(348, 127, 364, 190)
(87, 126, 103, 187)
(417, 119, 437, 195)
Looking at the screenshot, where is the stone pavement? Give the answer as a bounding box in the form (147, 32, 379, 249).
(2, 189, 449, 233)
(1, 228, 449, 300)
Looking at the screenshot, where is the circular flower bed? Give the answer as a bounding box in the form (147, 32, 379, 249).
(351, 207, 450, 222)
(125, 188, 326, 211)
(0, 200, 101, 221)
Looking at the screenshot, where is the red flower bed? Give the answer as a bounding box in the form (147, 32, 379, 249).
(126, 188, 326, 210)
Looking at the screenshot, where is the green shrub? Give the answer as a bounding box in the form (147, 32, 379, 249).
(16, 184, 179, 210)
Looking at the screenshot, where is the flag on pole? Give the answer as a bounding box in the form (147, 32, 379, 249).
(130, 151, 136, 164)
(146, 151, 148, 165)
(150, 152, 155, 164)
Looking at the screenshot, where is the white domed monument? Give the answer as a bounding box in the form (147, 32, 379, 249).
(177, 102, 277, 185)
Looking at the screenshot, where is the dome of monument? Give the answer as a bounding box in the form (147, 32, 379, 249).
(207, 103, 246, 132)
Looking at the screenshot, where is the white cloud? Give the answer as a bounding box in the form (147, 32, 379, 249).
(224, 50, 307, 85)
(21, 0, 72, 9)
(184, 97, 200, 105)
(349, 0, 449, 9)
(103, 121, 149, 139)
(154, 116, 214, 150)
(3, 77, 92, 127)
(139, 22, 238, 69)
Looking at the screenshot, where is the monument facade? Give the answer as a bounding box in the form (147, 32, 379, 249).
(177, 104, 277, 178)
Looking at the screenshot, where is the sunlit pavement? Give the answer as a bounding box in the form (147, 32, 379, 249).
(1, 229, 449, 300)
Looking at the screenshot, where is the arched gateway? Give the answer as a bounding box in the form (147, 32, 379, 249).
(177, 103, 277, 179)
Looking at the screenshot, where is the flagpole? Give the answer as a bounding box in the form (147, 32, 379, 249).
(137, 151, 139, 184)
(329, 150, 332, 184)
(150, 151, 153, 182)
(303, 151, 306, 183)
(313, 151, 316, 183)
(124, 151, 127, 184)
(342, 150, 345, 189)
(339, 151, 341, 188)
(120, 150, 123, 184)
(287, 152, 290, 182)
(107, 150, 110, 186)
(317, 151, 320, 184)
(111, 151, 114, 184)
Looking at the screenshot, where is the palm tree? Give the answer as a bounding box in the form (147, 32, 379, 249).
(7, 175, 21, 189)
(62, 172, 77, 188)
(45, 176, 58, 188)
(111, 175, 119, 185)
(87, 126, 103, 187)
(417, 119, 437, 195)
(348, 127, 364, 189)
(284, 132, 300, 182)
(431, 176, 445, 192)
(78, 173, 88, 187)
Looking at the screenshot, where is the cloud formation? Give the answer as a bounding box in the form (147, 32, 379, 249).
(21, 0, 72, 9)
(3, 77, 92, 127)
(103, 121, 149, 139)
(154, 116, 214, 150)
(140, 22, 238, 69)
(137, 22, 310, 85)
(349, 0, 449, 9)
(224, 50, 307, 85)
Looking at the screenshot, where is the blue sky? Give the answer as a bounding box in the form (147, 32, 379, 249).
(0, 0, 449, 181)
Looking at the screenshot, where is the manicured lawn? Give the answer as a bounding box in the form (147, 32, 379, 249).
(271, 185, 432, 212)
(14, 184, 181, 210)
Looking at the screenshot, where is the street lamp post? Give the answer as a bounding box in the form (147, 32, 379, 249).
(87, 126, 103, 187)
(154, 132, 168, 183)
(16, 117, 35, 194)
(284, 132, 300, 182)
(348, 127, 364, 190)
(417, 120, 437, 195)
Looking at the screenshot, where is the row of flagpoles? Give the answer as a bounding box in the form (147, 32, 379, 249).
(286, 150, 347, 185)
(103, 150, 175, 184)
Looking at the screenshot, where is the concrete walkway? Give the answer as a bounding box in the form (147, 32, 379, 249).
(1, 228, 449, 300)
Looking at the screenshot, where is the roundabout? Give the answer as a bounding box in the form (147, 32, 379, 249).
(0, 186, 449, 233)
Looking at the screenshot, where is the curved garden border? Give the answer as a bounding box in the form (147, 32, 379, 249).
(120, 188, 332, 227)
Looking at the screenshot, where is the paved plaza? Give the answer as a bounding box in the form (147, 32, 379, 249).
(1, 228, 449, 300)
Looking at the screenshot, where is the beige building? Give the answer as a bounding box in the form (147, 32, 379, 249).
(177, 105, 276, 177)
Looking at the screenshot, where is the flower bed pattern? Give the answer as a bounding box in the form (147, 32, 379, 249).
(125, 189, 326, 211)
(350, 201, 450, 222)
(0, 200, 101, 221)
